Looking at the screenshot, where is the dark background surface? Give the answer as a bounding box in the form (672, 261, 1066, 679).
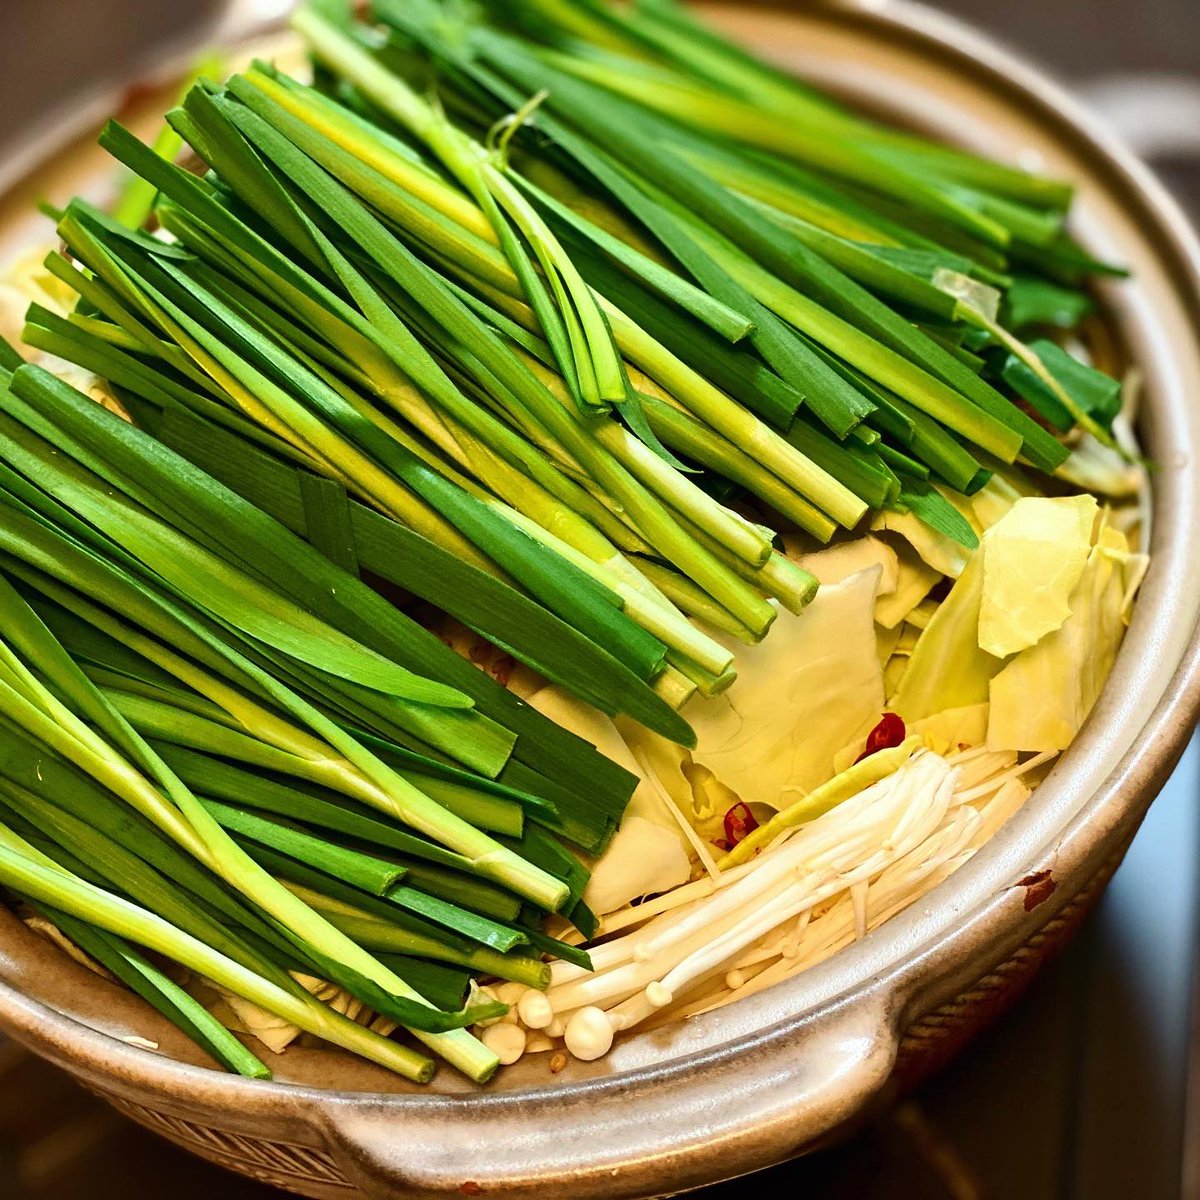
(1, 3, 1199, 1198)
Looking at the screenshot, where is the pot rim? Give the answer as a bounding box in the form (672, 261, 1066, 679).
(0, 0, 1198, 1192)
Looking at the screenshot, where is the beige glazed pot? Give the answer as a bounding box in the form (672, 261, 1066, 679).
(0, 2, 1198, 1197)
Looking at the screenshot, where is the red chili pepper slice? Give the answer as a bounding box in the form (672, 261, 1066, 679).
(722, 801, 759, 847)
(855, 712, 906, 763)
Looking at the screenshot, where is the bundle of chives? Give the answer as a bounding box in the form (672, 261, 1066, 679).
(327, 0, 1122, 493)
(0, 503, 595, 1068)
(0, 829, 438, 1081)
(0, 571, 515, 1080)
(43, 118, 766, 689)
(4, 350, 647, 846)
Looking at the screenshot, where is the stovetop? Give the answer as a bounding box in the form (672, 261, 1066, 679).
(0, 3, 1198, 1197)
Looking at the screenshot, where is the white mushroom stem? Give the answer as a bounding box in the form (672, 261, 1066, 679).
(782, 908, 812, 957)
(588, 854, 767, 939)
(517, 989, 555, 1030)
(584, 750, 960, 951)
(644, 981, 673, 1009)
(949, 749, 1018, 791)
(656, 876, 851, 992)
(564, 1007, 614, 1060)
(945, 744, 997, 765)
(975, 777, 1032, 841)
(730, 926, 797, 971)
(850, 881, 870, 940)
(480, 1023, 527, 1065)
(956, 749, 1057, 803)
(527, 747, 1041, 1060)
(625, 789, 908, 965)
(554, 758, 951, 1024)
(684, 806, 993, 1018)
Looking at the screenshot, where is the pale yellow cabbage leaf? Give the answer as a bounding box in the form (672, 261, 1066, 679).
(872, 508, 972, 579)
(889, 553, 997, 721)
(582, 815, 691, 915)
(978, 495, 1098, 658)
(525, 690, 697, 912)
(527, 687, 684, 835)
(870, 477, 1021, 584)
(908, 703, 991, 756)
(796, 534, 899, 593)
(987, 525, 1135, 752)
(875, 540, 942, 629)
(685, 566, 886, 809)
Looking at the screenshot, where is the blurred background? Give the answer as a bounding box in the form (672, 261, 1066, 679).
(0, 2, 1197, 1197)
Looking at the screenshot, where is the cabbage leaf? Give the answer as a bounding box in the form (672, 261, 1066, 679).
(876, 540, 942, 629)
(798, 534, 898, 592)
(582, 816, 690, 915)
(978, 495, 1097, 657)
(988, 523, 1142, 751)
(908, 703, 990, 755)
(890, 553, 996, 721)
(686, 567, 886, 809)
(872, 507, 971, 578)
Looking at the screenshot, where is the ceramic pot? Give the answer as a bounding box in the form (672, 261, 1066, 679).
(0, 3, 1197, 1196)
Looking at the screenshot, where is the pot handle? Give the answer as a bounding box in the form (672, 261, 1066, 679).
(318, 994, 899, 1199)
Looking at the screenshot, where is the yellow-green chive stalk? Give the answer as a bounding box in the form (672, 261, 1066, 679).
(302, 362, 735, 674)
(0, 640, 502, 1079)
(451, 269, 863, 535)
(677, 218, 1025, 464)
(956, 304, 1120, 451)
(293, 7, 626, 409)
(283, 883, 552, 989)
(491, 500, 735, 676)
(226, 84, 855, 539)
(718, 737, 924, 868)
(677, 147, 903, 246)
(535, 47, 1010, 247)
(635, 391, 839, 542)
(629, 558, 763, 644)
(666, 652, 738, 699)
(3, 561, 566, 915)
(0, 830, 438, 1082)
(243, 65, 494, 246)
(512, 347, 774, 567)
(653, 663, 699, 709)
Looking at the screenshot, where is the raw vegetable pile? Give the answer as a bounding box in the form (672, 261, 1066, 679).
(0, 0, 1146, 1080)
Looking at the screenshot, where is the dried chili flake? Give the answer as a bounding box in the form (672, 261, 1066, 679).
(722, 802, 758, 847)
(855, 713, 906, 763)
